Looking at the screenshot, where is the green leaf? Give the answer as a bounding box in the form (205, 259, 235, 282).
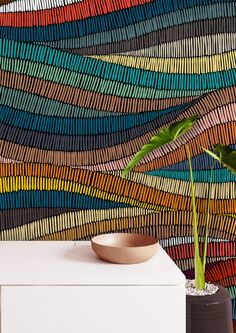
(121, 115, 200, 178)
(213, 144, 236, 176)
(203, 144, 236, 175)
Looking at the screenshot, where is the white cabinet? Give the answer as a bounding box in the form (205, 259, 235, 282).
(0, 242, 186, 333)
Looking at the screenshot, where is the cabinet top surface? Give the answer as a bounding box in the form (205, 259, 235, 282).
(0, 241, 185, 286)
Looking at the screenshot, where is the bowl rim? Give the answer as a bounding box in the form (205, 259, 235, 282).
(91, 233, 158, 249)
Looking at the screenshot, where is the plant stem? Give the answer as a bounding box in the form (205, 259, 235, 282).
(202, 161, 215, 272)
(185, 144, 205, 289)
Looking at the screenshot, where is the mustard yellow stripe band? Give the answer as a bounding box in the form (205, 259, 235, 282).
(0, 174, 235, 199)
(0, 176, 167, 211)
(91, 50, 236, 74)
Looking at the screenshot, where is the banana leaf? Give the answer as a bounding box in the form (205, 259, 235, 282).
(202, 144, 236, 176)
(121, 115, 199, 178)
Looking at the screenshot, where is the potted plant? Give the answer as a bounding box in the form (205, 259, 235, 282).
(121, 116, 234, 333)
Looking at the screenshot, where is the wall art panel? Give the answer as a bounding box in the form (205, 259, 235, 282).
(0, 0, 235, 326)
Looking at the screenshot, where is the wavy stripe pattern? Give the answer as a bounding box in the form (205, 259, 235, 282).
(0, 0, 235, 326)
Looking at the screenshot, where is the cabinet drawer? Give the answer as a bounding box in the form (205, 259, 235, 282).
(1, 286, 185, 333)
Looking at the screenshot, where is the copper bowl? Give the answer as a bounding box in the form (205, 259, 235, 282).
(91, 233, 158, 264)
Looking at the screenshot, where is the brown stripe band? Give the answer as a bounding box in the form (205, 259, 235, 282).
(0, 69, 195, 113)
(0, 122, 234, 166)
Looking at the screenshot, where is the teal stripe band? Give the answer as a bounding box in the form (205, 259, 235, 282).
(1, 86, 119, 118)
(146, 169, 236, 182)
(0, 56, 207, 98)
(0, 38, 235, 91)
(0, 103, 187, 135)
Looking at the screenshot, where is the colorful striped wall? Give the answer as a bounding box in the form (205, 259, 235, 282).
(0, 0, 235, 326)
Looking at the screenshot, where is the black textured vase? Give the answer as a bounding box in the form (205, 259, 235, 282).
(186, 285, 233, 333)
